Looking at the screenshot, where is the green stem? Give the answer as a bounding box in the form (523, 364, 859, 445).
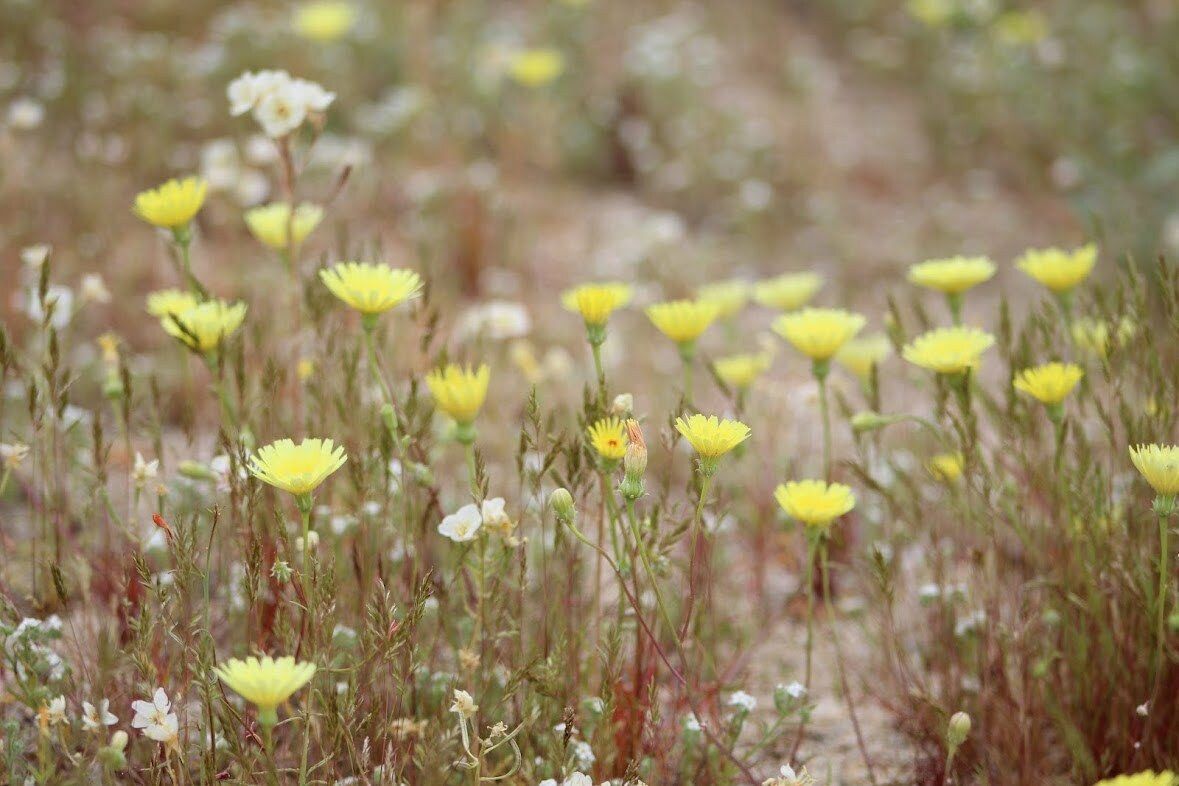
(363, 323, 394, 404)
(590, 340, 606, 404)
(627, 498, 678, 640)
(679, 473, 713, 641)
(1157, 511, 1170, 676)
(947, 293, 963, 326)
(817, 371, 832, 480)
(465, 442, 479, 502)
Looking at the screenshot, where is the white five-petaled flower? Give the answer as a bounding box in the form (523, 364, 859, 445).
(438, 504, 482, 542)
(0, 442, 30, 470)
(227, 70, 336, 139)
(562, 774, 593, 786)
(82, 699, 118, 732)
(131, 687, 180, 749)
(449, 688, 478, 719)
(133, 453, 159, 489)
(43, 695, 67, 726)
(782, 681, 806, 699)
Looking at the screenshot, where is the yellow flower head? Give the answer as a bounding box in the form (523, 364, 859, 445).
(1093, 772, 1178, 786)
(133, 176, 207, 229)
(561, 282, 632, 327)
(902, 326, 995, 375)
(425, 364, 491, 425)
(674, 414, 751, 461)
(907, 256, 996, 295)
(773, 308, 866, 362)
(928, 452, 964, 483)
(835, 334, 892, 382)
(1129, 445, 1179, 497)
(250, 438, 347, 498)
(292, 1, 357, 42)
(213, 656, 316, 725)
(993, 10, 1049, 46)
(1071, 316, 1136, 358)
(697, 279, 750, 320)
(587, 417, 627, 462)
(161, 300, 247, 354)
(320, 262, 423, 316)
(1016, 244, 1097, 293)
(646, 300, 719, 345)
(245, 202, 324, 250)
(753, 272, 824, 311)
(508, 48, 565, 87)
(1013, 362, 1083, 406)
(775, 480, 855, 528)
(146, 288, 199, 318)
(713, 353, 771, 390)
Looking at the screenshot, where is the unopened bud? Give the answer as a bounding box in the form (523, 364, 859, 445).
(947, 711, 971, 750)
(110, 730, 128, 751)
(850, 411, 902, 433)
(549, 488, 575, 523)
(177, 460, 218, 482)
(620, 419, 647, 500)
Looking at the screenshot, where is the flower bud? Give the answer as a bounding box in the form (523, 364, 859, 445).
(947, 711, 971, 751)
(549, 488, 575, 523)
(850, 411, 902, 433)
(110, 730, 128, 751)
(620, 419, 647, 501)
(177, 460, 218, 482)
(611, 393, 634, 418)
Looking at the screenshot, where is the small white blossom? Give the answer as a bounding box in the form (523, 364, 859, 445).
(132, 453, 159, 489)
(6, 97, 45, 130)
(0, 443, 29, 470)
(571, 741, 595, 769)
(449, 689, 478, 719)
(43, 695, 67, 726)
(82, 699, 118, 732)
(439, 504, 482, 542)
(131, 688, 179, 749)
(728, 690, 757, 713)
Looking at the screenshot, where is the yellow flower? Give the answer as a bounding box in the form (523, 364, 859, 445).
(697, 279, 750, 320)
(587, 417, 627, 462)
(835, 334, 892, 382)
(425, 364, 491, 426)
(907, 256, 995, 295)
(1013, 362, 1083, 406)
(245, 203, 324, 250)
(160, 300, 247, 354)
(320, 262, 423, 316)
(1093, 772, 1179, 786)
(993, 10, 1048, 46)
(292, 1, 357, 42)
(1016, 244, 1097, 293)
(1071, 317, 1136, 358)
(213, 656, 316, 726)
(674, 414, 751, 462)
(646, 300, 719, 345)
(297, 358, 315, 381)
(96, 333, 120, 365)
(1129, 445, 1179, 497)
(927, 452, 964, 483)
(902, 326, 995, 375)
(773, 308, 866, 362)
(508, 48, 565, 88)
(133, 176, 207, 229)
(774, 480, 855, 528)
(146, 288, 200, 318)
(561, 282, 632, 327)
(906, 0, 954, 26)
(713, 353, 771, 389)
(249, 438, 346, 503)
(753, 272, 823, 311)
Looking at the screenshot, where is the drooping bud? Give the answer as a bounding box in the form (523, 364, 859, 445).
(549, 488, 575, 523)
(620, 419, 647, 501)
(947, 711, 971, 751)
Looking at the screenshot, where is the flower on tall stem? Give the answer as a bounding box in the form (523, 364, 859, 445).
(562, 282, 632, 391)
(130, 688, 180, 752)
(160, 300, 247, 356)
(907, 256, 995, 323)
(245, 202, 324, 252)
(646, 299, 719, 398)
(133, 177, 207, 231)
(1129, 443, 1179, 679)
(674, 414, 750, 477)
(902, 326, 994, 376)
(320, 262, 423, 324)
(213, 656, 316, 728)
(425, 364, 491, 445)
(713, 352, 771, 393)
(774, 480, 855, 532)
(1013, 362, 1083, 421)
(754, 272, 823, 311)
(249, 437, 347, 560)
(1015, 244, 1097, 320)
(146, 289, 199, 319)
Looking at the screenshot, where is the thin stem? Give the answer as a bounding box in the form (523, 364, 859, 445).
(790, 534, 818, 759)
(590, 340, 606, 404)
(679, 472, 713, 642)
(817, 371, 832, 480)
(1157, 511, 1170, 677)
(363, 324, 394, 404)
(465, 442, 480, 502)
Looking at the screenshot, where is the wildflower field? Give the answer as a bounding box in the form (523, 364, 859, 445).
(4, 1, 1179, 784)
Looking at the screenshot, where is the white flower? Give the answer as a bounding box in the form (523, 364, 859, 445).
(43, 695, 67, 726)
(538, 780, 558, 786)
(6, 97, 45, 130)
(684, 712, 702, 732)
(0, 443, 29, 470)
(457, 301, 532, 341)
(132, 453, 159, 489)
(82, 699, 117, 732)
(79, 274, 111, 304)
(563, 773, 593, 786)
(254, 81, 308, 138)
(293, 78, 335, 112)
(227, 72, 262, 116)
(728, 690, 757, 713)
(781, 681, 806, 699)
(449, 689, 478, 719)
(20, 244, 51, 268)
(25, 285, 73, 329)
(438, 504, 482, 542)
(571, 741, 595, 769)
(131, 687, 180, 749)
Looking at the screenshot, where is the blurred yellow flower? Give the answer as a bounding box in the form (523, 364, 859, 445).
(775, 479, 855, 528)
(1071, 317, 1136, 358)
(906, 0, 954, 26)
(1129, 445, 1179, 497)
(508, 48, 565, 88)
(773, 308, 866, 362)
(245, 202, 324, 250)
(161, 300, 247, 354)
(646, 300, 719, 345)
(753, 272, 823, 311)
(1013, 362, 1083, 406)
(902, 326, 994, 375)
(96, 333, 120, 365)
(907, 256, 995, 295)
(297, 358, 315, 381)
(213, 656, 316, 726)
(927, 452, 964, 483)
(713, 353, 771, 390)
(146, 289, 199, 318)
(133, 176, 207, 229)
(293, 1, 357, 42)
(426, 364, 490, 425)
(697, 279, 750, 320)
(587, 417, 627, 462)
(561, 282, 632, 327)
(835, 334, 892, 382)
(993, 10, 1048, 46)
(249, 438, 347, 497)
(674, 414, 751, 461)
(1016, 244, 1097, 293)
(320, 262, 422, 316)
(1093, 771, 1179, 786)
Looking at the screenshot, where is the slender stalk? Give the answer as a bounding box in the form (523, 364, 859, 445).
(817, 368, 833, 480)
(679, 472, 713, 642)
(1156, 509, 1171, 676)
(790, 533, 819, 759)
(363, 322, 394, 404)
(465, 442, 479, 501)
(590, 340, 606, 404)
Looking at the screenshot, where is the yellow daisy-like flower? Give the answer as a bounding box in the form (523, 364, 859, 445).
(508, 48, 565, 88)
(774, 479, 855, 529)
(319, 262, 423, 317)
(1129, 444, 1179, 497)
(1013, 362, 1083, 406)
(907, 256, 996, 295)
(213, 656, 316, 726)
(425, 364, 491, 427)
(133, 176, 208, 230)
(292, 1, 357, 42)
(1015, 244, 1097, 293)
(245, 203, 324, 250)
(928, 452, 964, 483)
(1093, 771, 1179, 786)
(713, 353, 771, 390)
(835, 334, 892, 382)
(561, 283, 632, 328)
(697, 279, 750, 320)
(753, 272, 824, 311)
(249, 438, 348, 498)
(646, 300, 719, 345)
(587, 417, 627, 462)
(773, 308, 866, 362)
(146, 288, 199, 318)
(674, 414, 751, 467)
(161, 300, 247, 354)
(902, 326, 995, 375)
